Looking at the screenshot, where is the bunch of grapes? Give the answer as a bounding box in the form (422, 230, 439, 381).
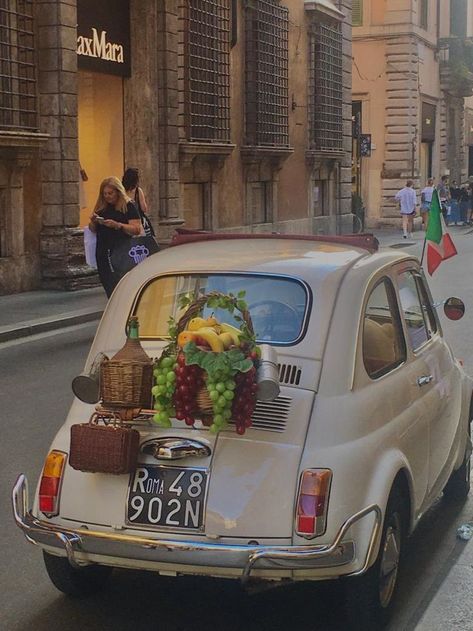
(152, 355, 177, 427)
(231, 366, 257, 435)
(173, 352, 205, 426)
(206, 368, 236, 434)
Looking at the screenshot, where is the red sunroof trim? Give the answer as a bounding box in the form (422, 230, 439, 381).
(170, 229, 379, 253)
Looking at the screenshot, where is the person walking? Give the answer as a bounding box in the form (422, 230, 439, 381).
(459, 184, 470, 225)
(420, 178, 434, 230)
(395, 180, 417, 239)
(437, 175, 450, 224)
(449, 180, 461, 225)
(122, 167, 155, 237)
(88, 176, 141, 298)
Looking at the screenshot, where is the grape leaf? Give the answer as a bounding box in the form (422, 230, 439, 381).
(183, 342, 253, 377)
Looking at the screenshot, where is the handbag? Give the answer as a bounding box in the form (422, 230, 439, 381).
(69, 412, 140, 474)
(135, 188, 156, 237)
(109, 235, 160, 275)
(83, 226, 97, 268)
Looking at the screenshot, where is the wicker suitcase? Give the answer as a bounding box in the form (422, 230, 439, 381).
(69, 419, 140, 475)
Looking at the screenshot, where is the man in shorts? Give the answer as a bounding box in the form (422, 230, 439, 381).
(395, 180, 417, 239)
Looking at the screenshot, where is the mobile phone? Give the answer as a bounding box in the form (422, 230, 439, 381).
(95, 215, 105, 223)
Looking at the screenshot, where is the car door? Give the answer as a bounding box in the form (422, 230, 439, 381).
(360, 275, 429, 511)
(395, 266, 458, 494)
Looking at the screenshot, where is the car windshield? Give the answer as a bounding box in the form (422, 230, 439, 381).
(133, 273, 309, 344)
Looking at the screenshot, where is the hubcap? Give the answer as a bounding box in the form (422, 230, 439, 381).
(379, 513, 401, 608)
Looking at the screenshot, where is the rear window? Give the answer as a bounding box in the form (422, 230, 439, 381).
(133, 273, 309, 345)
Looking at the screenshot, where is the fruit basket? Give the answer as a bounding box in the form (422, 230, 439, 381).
(152, 291, 260, 435)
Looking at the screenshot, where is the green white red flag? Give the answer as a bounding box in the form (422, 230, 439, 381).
(425, 189, 457, 275)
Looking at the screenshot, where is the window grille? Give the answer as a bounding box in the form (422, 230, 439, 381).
(309, 21, 343, 153)
(185, 0, 231, 143)
(0, 0, 37, 131)
(352, 0, 362, 26)
(245, 0, 289, 148)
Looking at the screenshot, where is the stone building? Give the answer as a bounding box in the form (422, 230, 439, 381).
(0, 0, 352, 295)
(352, 0, 473, 227)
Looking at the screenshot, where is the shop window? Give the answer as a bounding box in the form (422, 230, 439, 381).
(245, 0, 289, 148)
(363, 279, 406, 379)
(184, 0, 231, 143)
(0, 0, 37, 131)
(309, 20, 343, 153)
(352, 0, 362, 26)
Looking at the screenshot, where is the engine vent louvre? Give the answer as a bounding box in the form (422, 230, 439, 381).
(237, 396, 292, 433)
(278, 363, 302, 386)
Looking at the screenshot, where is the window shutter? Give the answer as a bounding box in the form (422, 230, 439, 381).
(352, 0, 362, 26)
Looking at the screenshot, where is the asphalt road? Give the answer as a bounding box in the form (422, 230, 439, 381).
(2, 231, 473, 630)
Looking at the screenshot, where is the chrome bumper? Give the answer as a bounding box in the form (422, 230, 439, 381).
(12, 474, 382, 580)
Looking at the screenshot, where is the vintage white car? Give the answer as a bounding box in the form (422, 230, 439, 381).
(12, 233, 472, 628)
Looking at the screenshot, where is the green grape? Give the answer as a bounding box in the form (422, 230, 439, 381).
(209, 390, 219, 402)
(218, 395, 227, 407)
(223, 409, 232, 420)
(161, 356, 174, 368)
(156, 374, 166, 385)
(151, 385, 160, 396)
(154, 402, 161, 411)
(209, 423, 219, 434)
(216, 382, 226, 393)
(223, 390, 234, 401)
(213, 413, 224, 426)
(158, 411, 170, 424)
(225, 380, 236, 390)
(166, 370, 176, 382)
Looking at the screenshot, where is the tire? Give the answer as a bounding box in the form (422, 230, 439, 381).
(43, 551, 113, 597)
(443, 451, 471, 502)
(343, 487, 407, 630)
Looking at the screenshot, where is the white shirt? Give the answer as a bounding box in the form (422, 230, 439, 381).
(421, 186, 434, 203)
(395, 187, 417, 214)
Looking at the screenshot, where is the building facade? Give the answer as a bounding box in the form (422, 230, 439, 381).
(352, 0, 473, 227)
(0, 0, 352, 295)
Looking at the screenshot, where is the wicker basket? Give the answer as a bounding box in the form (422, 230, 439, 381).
(69, 413, 140, 474)
(100, 316, 153, 408)
(175, 291, 255, 418)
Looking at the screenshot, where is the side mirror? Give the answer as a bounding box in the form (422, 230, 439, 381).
(444, 297, 465, 321)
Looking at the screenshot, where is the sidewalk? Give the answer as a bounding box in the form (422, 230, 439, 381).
(0, 227, 437, 345)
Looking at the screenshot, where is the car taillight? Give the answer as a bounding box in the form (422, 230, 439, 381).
(295, 469, 332, 539)
(39, 450, 67, 517)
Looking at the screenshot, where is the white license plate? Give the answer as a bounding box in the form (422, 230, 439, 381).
(127, 465, 208, 530)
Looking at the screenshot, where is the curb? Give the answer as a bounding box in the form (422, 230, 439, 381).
(0, 308, 103, 343)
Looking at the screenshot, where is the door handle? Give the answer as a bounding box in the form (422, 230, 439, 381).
(417, 375, 433, 387)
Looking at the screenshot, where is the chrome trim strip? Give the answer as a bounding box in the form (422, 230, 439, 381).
(12, 474, 381, 579)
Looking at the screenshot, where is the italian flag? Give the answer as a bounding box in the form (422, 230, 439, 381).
(425, 189, 457, 275)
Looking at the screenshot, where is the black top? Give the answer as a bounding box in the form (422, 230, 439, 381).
(96, 201, 140, 254)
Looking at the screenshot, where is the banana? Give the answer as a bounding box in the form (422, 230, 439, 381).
(195, 327, 225, 352)
(187, 317, 209, 331)
(220, 322, 242, 346)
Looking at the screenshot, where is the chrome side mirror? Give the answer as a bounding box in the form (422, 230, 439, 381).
(444, 297, 465, 321)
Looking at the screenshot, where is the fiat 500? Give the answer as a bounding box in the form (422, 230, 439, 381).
(12, 233, 472, 629)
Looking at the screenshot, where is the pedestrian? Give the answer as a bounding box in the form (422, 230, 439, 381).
(395, 179, 417, 239)
(459, 184, 470, 225)
(420, 178, 434, 230)
(437, 175, 450, 224)
(449, 180, 461, 225)
(88, 176, 141, 298)
(122, 167, 155, 237)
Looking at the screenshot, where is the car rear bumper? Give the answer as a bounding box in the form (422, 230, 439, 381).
(12, 474, 381, 580)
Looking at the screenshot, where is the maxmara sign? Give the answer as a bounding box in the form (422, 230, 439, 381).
(77, 0, 130, 77)
(77, 29, 124, 64)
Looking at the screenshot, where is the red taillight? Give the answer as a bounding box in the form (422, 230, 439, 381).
(38, 451, 67, 517)
(295, 469, 332, 539)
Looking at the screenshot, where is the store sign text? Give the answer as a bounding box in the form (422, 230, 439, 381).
(77, 28, 124, 64)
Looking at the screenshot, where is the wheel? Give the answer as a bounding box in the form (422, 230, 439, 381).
(444, 449, 471, 502)
(43, 551, 113, 597)
(249, 300, 299, 340)
(343, 487, 407, 630)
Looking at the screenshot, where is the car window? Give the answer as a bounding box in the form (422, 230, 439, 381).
(414, 274, 438, 336)
(133, 273, 309, 345)
(397, 271, 434, 350)
(363, 278, 406, 378)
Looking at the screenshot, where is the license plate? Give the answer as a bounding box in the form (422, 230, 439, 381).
(127, 466, 208, 530)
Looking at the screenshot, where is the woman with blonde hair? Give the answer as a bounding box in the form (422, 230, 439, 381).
(88, 176, 141, 297)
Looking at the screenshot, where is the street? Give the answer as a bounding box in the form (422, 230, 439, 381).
(2, 230, 473, 630)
